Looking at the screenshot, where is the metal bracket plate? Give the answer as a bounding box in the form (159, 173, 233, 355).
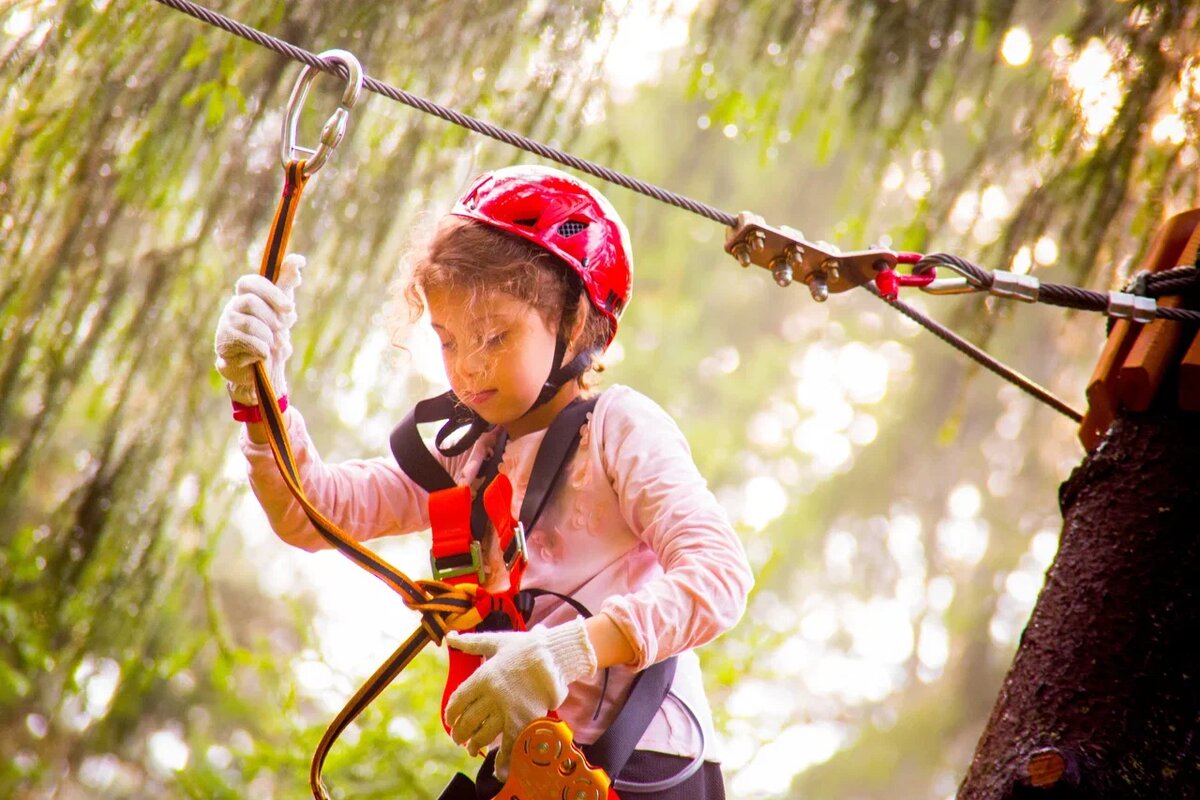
(724, 211, 901, 299)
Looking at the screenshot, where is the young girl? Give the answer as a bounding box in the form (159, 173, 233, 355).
(214, 165, 753, 799)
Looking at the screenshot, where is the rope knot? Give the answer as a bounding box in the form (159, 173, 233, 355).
(405, 580, 482, 645)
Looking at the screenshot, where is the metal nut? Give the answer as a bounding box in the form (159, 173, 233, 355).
(771, 259, 794, 287)
(806, 272, 829, 302)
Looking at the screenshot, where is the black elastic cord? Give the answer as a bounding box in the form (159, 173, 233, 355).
(394, 390, 495, 463)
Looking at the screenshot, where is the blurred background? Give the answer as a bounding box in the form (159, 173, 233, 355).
(2, 1, 1198, 797)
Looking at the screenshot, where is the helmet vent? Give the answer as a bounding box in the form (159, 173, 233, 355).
(513, 217, 539, 227)
(557, 220, 589, 238)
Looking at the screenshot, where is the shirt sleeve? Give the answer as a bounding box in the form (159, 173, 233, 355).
(595, 387, 754, 670)
(238, 405, 438, 552)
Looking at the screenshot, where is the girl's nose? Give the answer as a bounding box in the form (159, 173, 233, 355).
(453, 344, 487, 380)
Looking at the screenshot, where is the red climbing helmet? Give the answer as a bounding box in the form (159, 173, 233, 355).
(451, 165, 633, 344)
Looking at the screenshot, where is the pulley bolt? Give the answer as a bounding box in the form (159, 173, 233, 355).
(771, 258, 794, 287)
(807, 272, 829, 302)
(732, 242, 753, 267)
(748, 229, 767, 252)
(821, 258, 841, 282)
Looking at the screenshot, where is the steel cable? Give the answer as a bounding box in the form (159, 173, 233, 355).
(917, 254, 1200, 322)
(864, 284, 1084, 422)
(150, 0, 739, 227)
(1145, 267, 1200, 297)
(150, 0, 1099, 422)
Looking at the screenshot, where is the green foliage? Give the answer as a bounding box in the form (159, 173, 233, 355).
(0, 0, 614, 796)
(3, 0, 1199, 798)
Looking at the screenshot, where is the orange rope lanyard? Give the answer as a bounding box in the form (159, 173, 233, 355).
(250, 52, 487, 800)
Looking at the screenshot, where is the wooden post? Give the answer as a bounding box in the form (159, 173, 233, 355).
(1181, 333, 1200, 411)
(1079, 209, 1200, 449)
(960, 211, 1200, 799)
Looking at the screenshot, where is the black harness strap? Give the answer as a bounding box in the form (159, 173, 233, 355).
(584, 656, 678, 781)
(516, 396, 593, 549)
(388, 392, 461, 493)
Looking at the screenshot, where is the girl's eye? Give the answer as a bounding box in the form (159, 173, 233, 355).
(439, 339, 455, 352)
(485, 332, 507, 348)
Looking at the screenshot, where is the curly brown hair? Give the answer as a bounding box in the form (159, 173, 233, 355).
(395, 216, 613, 388)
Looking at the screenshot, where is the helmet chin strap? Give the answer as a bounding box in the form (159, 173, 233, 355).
(531, 336, 593, 411)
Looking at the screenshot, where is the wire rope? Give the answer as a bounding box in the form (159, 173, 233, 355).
(151, 0, 1127, 423)
(918, 254, 1200, 323)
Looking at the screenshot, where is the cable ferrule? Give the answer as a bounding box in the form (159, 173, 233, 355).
(991, 271, 1040, 303)
(1107, 291, 1157, 323)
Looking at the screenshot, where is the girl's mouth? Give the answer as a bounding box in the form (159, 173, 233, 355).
(461, 389, 497, 405)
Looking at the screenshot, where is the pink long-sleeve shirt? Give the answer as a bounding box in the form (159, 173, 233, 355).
(241, 383, 753, 759)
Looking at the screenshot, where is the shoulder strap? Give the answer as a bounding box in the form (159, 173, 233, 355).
(477, 394, 598, 568)
(518, 395, 598, 531)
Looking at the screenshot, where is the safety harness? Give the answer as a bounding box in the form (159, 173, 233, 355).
(390, 392, 697, 799)
(391, 391, 599, 728)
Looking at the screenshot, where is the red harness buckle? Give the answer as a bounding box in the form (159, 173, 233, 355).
(430, 476, 531, 738)
(428, 486, 484, 584)
(482, 474, 527, 573)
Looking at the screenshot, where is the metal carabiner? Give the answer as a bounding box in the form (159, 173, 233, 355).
(280, 49, 364, 177)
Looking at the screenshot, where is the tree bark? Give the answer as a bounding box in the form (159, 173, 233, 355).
(959, 409, 1200, 799)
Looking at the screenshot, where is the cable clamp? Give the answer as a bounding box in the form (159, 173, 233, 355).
(1107, 291, 1157, 323)
(990, 271, 1040, 303)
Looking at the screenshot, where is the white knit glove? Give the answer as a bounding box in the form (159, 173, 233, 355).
(213, 254, 304, 407)
(445, 618, 597, 779)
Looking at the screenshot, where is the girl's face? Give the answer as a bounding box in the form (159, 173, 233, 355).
(426, 286, 569, 438)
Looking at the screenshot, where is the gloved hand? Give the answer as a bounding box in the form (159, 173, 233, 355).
(213, 254, 305, 408)
(445, 618, 597, 779)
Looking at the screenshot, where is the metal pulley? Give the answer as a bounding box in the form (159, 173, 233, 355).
(724, 211, 907, 302)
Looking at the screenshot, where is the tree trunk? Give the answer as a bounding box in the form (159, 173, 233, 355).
(959, 408, 1200, 798)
